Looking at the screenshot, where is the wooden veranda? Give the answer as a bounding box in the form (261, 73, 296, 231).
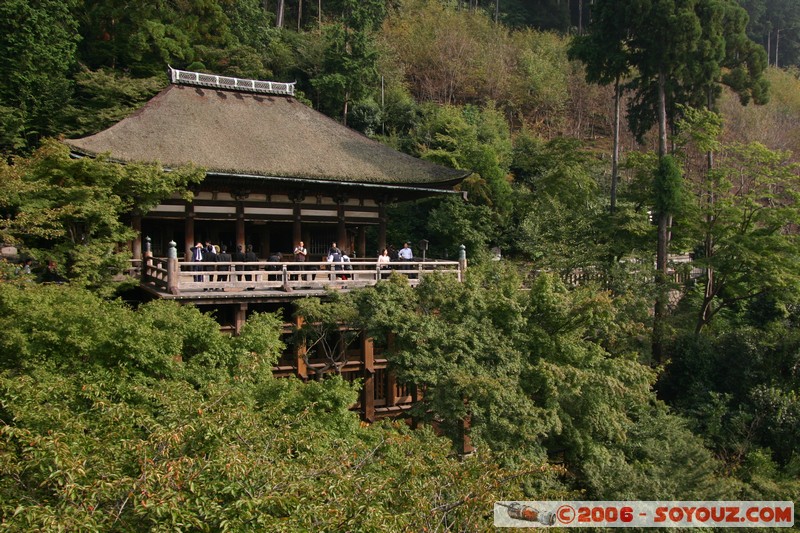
(134, 240, 467, 429)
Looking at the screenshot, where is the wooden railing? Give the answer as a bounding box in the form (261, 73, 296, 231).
(559, 265, 704, 287)
(141, 259, 463, 295)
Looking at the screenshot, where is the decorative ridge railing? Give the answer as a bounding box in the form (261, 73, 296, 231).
(169, 66, 295, 96)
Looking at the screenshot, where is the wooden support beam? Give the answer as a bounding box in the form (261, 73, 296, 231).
(234, 303, 248, 335)
(386, 332, 397, 407)
(386, 371, 397, 407)
(460, 408, 475, 455)
(361, 335, 375, 422)
(294, 315, 308, 380)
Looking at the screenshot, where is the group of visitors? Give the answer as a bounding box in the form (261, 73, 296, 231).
(190, 241, 257, 287)
(377, 242, 414, 264)
(10, 258, 66, 284)
(188, 239, 417, 287)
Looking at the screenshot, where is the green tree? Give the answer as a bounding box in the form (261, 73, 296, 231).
(574, 0, 769, 361)
(0, 0, 79, 153)
(677, 113, 800, 332)
(568, 0, 631, 212)
(509, 133, 612, 271)
(75, 0, 268, 78)
(739, 0, 800, 68)
(344, 268, 729, 499)
(0, 140, 203, 292)
(311, 0, 385, 124)
(0, 283, 545, 531)
(408, 103, 513, 213)
(63, 68, 165, 139)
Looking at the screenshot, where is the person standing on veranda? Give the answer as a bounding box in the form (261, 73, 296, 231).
(398, 242, 413, 261)
(293, 240, 307, 281)
(191, 242, 205, 283)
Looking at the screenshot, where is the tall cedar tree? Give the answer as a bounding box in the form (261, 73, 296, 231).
(571, 0, 768, 362)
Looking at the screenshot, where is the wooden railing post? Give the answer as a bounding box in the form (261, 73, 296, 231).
(141, 236, 153, 282)
(166, 240, 179, 295)
(282, 264, 291, 292)
(458, 244, 467, 281)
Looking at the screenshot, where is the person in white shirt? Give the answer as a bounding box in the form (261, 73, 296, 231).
(377, 248, 391, 279)
(398, 242, 413, 261)
(377, 248, 391, 266)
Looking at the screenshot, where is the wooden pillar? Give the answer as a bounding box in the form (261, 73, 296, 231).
(131, 214, 142, 261)
(259, 228, 270, 259)
(294, 315, 308, 380)
(361, 335, 375, 422)
(459, 409, 475, 455)
(337, 203, 347, 252)
(386, 332, 397, 407)
(184, 206, 195, 261)
(236, 204, 245, 250)
(234, 303, 248, 335)
(386, 371, 397, 408)
(378, 203, 387, 252)
(357, 226, 366, 258)
(293, 204, 302, 247)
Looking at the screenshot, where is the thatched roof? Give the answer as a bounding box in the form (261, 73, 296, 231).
(65, 73, 468, 188)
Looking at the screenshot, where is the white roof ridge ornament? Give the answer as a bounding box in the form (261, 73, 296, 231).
(168, 66, 295, 96)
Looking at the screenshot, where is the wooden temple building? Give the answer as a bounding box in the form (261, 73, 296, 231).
(64, 67, 470, 423)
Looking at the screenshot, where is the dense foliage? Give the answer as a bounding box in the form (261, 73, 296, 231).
(0, 283, 550, 530)
(0, 141, 203, 292)
(1, 0, 800, 528)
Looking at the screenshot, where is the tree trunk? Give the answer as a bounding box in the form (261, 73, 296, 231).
(343, 90, 349, 127)
(698, 87, 716, 333)
(610, 76, 620, 213)
(652, 70, 670, 364)
(298, 0, 303, 31)
(276, 0, 285, 28)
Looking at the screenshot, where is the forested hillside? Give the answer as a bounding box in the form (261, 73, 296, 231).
(1, 0, 800, 530)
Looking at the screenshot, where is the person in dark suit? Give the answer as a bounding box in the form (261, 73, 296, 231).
(267, 251, 282, 281)
(232, 244, 246, 281)
(216, 244, 232, 286)
(244, 244, 258, 282)
(190, 242, 206, 282)
(204, 242, 218, 287)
